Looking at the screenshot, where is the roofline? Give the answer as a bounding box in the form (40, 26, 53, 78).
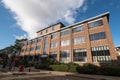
(24, 12, 110, 42)
(63, 12, 110, 29)
(36, 22, 65, 33)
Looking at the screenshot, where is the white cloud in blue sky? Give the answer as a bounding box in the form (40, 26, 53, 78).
(1, 0, 85, 39)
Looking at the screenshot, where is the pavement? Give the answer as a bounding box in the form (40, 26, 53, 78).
(0, 66, 120, 80)
(0, 70, 120, 80)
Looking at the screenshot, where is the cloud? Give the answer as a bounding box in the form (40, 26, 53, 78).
(82, 4, 88, 12)
(13, 34, 28, 40)
(1, 0, 85, 39)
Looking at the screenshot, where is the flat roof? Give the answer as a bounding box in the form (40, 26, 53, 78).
(23, 12, 110, 42)
(36, 12, 109, 33)
(63, 12, 109, 29)
(36, 22, 65, 33)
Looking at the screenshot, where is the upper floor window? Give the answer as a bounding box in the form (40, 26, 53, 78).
(28, 41, 31, 45)
(26, 48, 30, 52)
(46, 29, 48, 33)
(51, 33, 58, 39)
(21, 49, 24, 52)
(37, 37, 41, 42)
(51, 42, 58, 48)
(72, 25, 84, 33)
(73, 36, 85, 44)
(52, 26, 54, 31)
(30, 47, 34, 51)
(23, 41, 27, 46)
(31, 39, 35, 44)
(40, 32, 42, 35)
(89, 32, 106, 41)
(36, 46, 40, 50)
(88, 19, 103, 29)
(61, 29, 69, 36)
(61, 40, 70, 46)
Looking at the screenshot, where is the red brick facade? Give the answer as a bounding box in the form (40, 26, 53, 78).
(20, 12, 117, 66)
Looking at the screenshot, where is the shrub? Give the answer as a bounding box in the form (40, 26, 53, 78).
(83, 63, 99, 74)
(49, 63, 79, 72)
(49, 64, 68, 71)
(15, 59, 29, 67)
(35, 63, 50, 70)
(77, 63, 99, 74)
(99, 66, 120, 76)
(67, 62, 79, 72)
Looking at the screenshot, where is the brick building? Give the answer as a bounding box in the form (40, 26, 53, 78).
(20, 12, 117, 66)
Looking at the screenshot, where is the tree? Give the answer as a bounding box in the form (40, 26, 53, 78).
(0, 38, 27, 56)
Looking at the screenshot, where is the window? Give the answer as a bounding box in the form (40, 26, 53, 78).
(72, 25, 84, 33)
(40, 32, 42, 35)
(36, 46, 40, 50)
(91, 45, 111, 63)
(34, 54, 40, 62)
(61, 40, 70, 46)
(31, 39, 35, 44)
(88, 19, 103, 29)
(37, 37, 41, 42)
(51, 33, 58, 39)
(60, 50, 70, 63)
(21, 49, 24, 52)
(52, 26, 54, 31)
(51, 42, 58, 48)
(61, 29, 69, 36)
(73, 48, 87, 62)
(28, 41, 31, 45)
(89, 32, 106, 41)
(26, 48, 30, 52)
(43, 36, 48, 54)
(23, 41, 27, 46)
(30, 47, 34, 51)
(50, 51, 57, 59)
(46, 29, 48, 33)
(73, 36, 85, 44)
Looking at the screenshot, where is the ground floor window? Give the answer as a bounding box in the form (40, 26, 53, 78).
(28, 55, 33, 61)
(91, 45, 111, 63)
(50, 51, 57, 60)
(34, 54, 40, 62)
(73, 48, 87, 62)
(60, 50, 70, 63)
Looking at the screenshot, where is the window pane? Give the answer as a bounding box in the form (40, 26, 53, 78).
(73, 36, 85, 44)
(91, 46, 111, 63)
(51, 42, 58, 48)
(60, 50, 70, 62)
(37, 37, 41, 42)
(88, 19, 103, 29)
(73, 48, 87, 62)
(36, 46, 40, 50)
(50, 51, 57, 59)
(89, 32, 106, 41)
(72, 25, 84, 33)
(61, 29, 69, 36)
(61, 40, 70, 46)
(51, 33, 58, 39)
(31, 39, 35, 44)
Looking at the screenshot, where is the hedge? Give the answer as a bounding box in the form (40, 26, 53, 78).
(77, 63, 98, 74)
(76, 63, 120, 76)
(98, 66, 120, 76)
(49, 63, 79, 72)
(34, 62, 120, 76)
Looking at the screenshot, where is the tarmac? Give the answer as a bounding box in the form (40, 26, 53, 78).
(0, 67, 120, 80)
